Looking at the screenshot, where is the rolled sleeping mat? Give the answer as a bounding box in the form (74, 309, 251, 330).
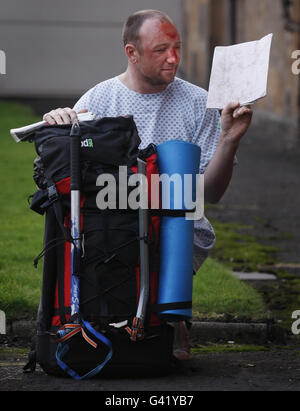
(156, 140, 201, 321)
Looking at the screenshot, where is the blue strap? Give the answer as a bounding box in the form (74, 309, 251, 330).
(55, 322, 113, 380)
(82, 319, 112, 348)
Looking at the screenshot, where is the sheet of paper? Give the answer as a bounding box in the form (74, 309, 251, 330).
(206, 33, 273, 109)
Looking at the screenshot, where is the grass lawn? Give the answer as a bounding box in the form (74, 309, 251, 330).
(0, 102, 44, 319)
(0, 101, 267, 321)
(193, 258, 266, 320)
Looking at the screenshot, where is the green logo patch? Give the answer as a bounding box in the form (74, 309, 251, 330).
(81, 138, 93, 148)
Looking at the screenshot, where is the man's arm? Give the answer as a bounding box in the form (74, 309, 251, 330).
(204, 102, 253, 204)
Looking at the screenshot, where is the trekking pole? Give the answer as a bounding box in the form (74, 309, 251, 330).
(53, 118, 113, 379)
(137, 158, 150, 322)
(127, 158, 150, 341)
(70, 119, 82, 317)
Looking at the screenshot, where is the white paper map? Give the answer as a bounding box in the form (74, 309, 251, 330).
(207, 34, 273, 109)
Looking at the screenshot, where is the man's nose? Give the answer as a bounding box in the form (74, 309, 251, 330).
(166, 48, 179, 63)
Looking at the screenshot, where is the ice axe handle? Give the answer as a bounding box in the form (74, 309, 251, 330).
(70, 121, 81, 191)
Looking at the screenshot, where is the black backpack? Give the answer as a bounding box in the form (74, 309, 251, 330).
(24, 116, 175, 379)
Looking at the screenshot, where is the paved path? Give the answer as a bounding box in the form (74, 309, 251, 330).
(1, 344, 300, 392)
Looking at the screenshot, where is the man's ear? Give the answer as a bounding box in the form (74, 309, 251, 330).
(125, 43, 139, 64)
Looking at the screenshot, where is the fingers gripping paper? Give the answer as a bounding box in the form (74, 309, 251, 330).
(207, 34, 273, 109)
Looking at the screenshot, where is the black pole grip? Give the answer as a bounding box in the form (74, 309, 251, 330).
(70, 121, 81, 191)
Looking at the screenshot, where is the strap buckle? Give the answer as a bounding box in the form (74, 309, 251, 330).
(126, 317, 145, 342)
(47, 184, 59, 204)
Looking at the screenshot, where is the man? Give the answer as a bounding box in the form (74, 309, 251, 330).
(44, 9, 252, 267)
(43, 9, 252, 359)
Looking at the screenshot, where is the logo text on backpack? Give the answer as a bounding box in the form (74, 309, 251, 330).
(81, 138, 93, 148)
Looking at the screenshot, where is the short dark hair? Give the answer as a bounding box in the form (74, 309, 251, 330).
(122, 9, 173, 50)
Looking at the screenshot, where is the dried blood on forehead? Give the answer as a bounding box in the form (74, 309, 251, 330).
(160, 20, 179, 40)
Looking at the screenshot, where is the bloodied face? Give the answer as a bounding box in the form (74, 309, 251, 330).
(132, 18, 181, 89)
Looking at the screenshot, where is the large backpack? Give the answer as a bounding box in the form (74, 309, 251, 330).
(25, 116, 176, 379)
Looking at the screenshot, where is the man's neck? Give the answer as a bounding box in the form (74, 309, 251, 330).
(118, 68, 168, 94)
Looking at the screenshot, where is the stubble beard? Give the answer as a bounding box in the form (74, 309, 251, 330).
(142, 68, 177, 89)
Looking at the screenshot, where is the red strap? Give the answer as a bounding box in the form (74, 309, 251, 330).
(56, 323, 98, 349)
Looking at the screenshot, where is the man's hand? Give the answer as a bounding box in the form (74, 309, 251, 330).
(43, 107, 88, 125)
(220, 102, 253, 145)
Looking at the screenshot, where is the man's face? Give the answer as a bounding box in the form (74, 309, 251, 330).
(134, 18, 181, 88)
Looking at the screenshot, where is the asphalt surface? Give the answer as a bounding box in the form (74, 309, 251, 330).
(1, 342, 300, 392)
